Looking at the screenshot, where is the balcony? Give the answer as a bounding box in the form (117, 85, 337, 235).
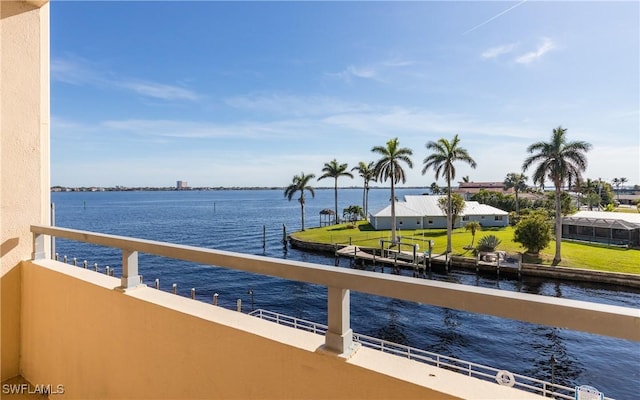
(18, 225, 639, 399)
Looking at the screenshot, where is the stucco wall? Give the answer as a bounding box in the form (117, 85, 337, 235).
(0, 0, 50, 380)
(20, 259, 542, 399)
(373, 215, 508, 230)
(461, 215, 509, 228)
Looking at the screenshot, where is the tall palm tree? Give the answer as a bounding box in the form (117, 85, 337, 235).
(612, 177, 628, 201)
(522, 126, 591, 264)
(351, 161, 377, 218)
(284, 172, 316, 231)
(371, 138, 413, 244)
(422, 134, 477, 253)
(503, 172, 528, 215)
(318, 159, 353, 224)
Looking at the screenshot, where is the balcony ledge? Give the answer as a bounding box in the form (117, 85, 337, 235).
(23, 258, 544, 399)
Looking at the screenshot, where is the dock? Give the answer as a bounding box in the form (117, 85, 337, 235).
(335, 245, 521, 277)
(335, 245, 447, 272)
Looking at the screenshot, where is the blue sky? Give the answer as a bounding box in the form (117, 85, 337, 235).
(50, 1, 639, 188)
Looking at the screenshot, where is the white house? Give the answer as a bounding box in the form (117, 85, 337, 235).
(369, 195, 509, 230)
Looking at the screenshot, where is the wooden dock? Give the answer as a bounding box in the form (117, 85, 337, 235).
(335, 245, 447, 271)
(335, 246, 521, 276)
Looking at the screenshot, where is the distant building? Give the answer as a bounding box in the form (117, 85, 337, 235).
(616, 194, 640, 206)
(454, 181, 513, 200)
(176, 180, 188, 190)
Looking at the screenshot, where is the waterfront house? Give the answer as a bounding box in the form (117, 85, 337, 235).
(369, 195, 509, 230)
(562, 210, 640, 247)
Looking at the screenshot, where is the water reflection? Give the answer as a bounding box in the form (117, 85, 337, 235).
(372, 300, 409, 345)
(521, 325, 584, 388)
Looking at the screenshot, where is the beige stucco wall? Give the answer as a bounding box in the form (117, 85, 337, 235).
(0, 0, 50, 381)
(20, 259, 542, 399)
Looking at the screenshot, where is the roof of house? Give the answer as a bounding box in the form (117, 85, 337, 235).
(455, 181, 515, 194)
(371, 195, 508, 218)
(563, 211, 640, 230)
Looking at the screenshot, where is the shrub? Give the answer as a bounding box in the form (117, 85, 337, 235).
(513, 212, 552, 254)
(476, 235, 501, 252)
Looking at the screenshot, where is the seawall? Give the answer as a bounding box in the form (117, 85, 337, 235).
(288, 236, 640, 289)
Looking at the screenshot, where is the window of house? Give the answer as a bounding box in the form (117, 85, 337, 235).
(495, 216, 503, 221)
(428, 219, 433, 224)
(462, 216, 469, 221)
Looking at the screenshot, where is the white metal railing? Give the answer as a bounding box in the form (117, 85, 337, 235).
(249, 309, 611, 400)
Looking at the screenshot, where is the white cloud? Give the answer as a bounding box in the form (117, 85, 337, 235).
(327, 59, 414, 83)
(225, 93, 372, 117)
(51, 57, 102, 85)
(119, 81, 199, 101)
(100, 118, 320, 140)
(481, 43, 518, 59)
(515, 38, 556, 64)
(51, 56, 199, 101)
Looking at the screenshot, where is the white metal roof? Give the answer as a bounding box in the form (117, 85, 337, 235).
(371, 195, 508, 218)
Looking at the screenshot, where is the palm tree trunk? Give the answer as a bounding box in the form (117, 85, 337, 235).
(334, 179, 339, 224)
(515, 190, 520, 215)
(364, 184, 369, 219)
(553, 183, 562, 264)
(301, 201, 305, 231)
(391, 173, 397, 243)
(362, 184, 366, 219)
(446, 173, 452, 253)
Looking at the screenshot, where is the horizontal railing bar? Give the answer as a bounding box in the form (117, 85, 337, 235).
(250, 309, 613, 400)
(32, 224, 640, 342)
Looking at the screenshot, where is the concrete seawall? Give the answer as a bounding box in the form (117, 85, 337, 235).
(288, 236, 640, 289)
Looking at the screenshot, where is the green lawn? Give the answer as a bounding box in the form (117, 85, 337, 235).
(292, 221, 640, 274)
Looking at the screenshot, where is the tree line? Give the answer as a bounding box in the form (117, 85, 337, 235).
(285, 126, 607, 264)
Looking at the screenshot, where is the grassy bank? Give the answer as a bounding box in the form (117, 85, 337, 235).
(291, 221, 640, 274)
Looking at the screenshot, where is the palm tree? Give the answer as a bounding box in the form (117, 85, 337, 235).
(318, 159, 353, 224)
(503, 172, 528, 215)
(579, 178, 601, 210)
(522, 126, 591, 264)
(371, 138, 413, 244)
(429, 182, 441, 195)
(422, 134, 477, 253)
(284, 172, 316, 231)
(612, 177, 628, 201)
(351, 161, 377, 218)
(465, 220, 481, 248)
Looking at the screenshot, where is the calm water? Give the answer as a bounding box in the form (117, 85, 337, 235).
(51, 189, 640, 399)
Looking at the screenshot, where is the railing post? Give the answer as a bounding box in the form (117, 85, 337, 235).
(324, 286, 356, 357)
(120, 249, 142, 290)
(32, 232, 47, 260)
